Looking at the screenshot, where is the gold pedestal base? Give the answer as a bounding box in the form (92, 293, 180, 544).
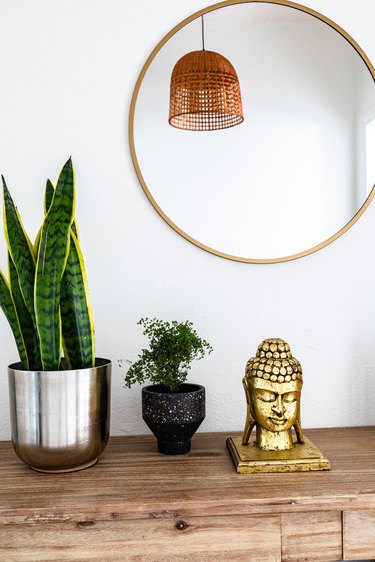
(227, 436, 330, 474)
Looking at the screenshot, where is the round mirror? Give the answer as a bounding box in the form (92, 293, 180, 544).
(130, 0, 375, 263)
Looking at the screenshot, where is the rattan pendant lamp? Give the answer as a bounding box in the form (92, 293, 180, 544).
(169, 15, 244, 131)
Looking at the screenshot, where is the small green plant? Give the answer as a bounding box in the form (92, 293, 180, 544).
(124, 318, 213, 392)
(0, 158, 95, 371)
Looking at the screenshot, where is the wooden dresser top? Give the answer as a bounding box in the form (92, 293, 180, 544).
(1, 427, 375, 524)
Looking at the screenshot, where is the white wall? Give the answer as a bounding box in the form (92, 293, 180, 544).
(0, 0, 375, 440)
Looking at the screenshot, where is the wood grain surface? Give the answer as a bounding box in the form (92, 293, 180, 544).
(0, 427, 374, 561)
(343, 510, 375, 560)
(0, 515, 281, 561)
(281, 511, 343, 561)
(1, 427, 374, 523)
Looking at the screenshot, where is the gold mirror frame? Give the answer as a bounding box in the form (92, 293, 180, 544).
(129, 0, 375, 264)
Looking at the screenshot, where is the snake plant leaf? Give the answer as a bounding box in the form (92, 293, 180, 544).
(61, 231, 95, 369)
(2, 177, 36, 323)
(71, 217, 79, 240)
(0, 271, 28, 369)
(8, 254, 41, 370)
(44, 178, 79, 239)
(35, 158, 75, 371)
(33, 227, 41, 256)
(45, 178, 90, 367)
(33, 180, 57, 257)
(44, 179, 55, 215)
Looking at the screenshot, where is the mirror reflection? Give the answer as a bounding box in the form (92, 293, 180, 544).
(131, 2, 375, 262)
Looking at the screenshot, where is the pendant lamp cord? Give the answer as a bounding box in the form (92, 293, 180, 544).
(201, 15, 205, 51)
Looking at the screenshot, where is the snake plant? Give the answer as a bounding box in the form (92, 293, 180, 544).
(0, 158, 95, 371)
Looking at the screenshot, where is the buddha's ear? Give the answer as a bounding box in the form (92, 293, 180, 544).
(242, 376, 250, 403)
(242, 376, 256, 446)
(294, 408, 304, 444)
(243, 377, 256, 415)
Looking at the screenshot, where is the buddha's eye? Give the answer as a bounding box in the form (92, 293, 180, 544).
(282, 392, 298, 403)
(258, 391, 277, 402)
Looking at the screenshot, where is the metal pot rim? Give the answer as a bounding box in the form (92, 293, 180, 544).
(8, 357, 111, 374)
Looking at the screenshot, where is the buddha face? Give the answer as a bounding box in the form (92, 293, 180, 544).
(249, 377, 302, 433)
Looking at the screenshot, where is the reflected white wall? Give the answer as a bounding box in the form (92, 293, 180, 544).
(354, 57, 375, 204)
(135, 9, 367, 259)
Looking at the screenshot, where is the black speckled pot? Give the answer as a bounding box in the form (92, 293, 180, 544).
(142, 383, 205, 455)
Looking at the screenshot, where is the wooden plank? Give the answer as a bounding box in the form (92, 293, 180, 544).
(0, 428, 375, 523)
(343, 510, 375, 559)
(281, 511, 342, 561)
(0, 514, 281, 562)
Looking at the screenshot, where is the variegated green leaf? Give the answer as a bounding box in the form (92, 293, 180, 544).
(8, 254, 41, 370)
(33, 227, 41, 256)
(2, 177, 36, 323)
(43, 175, 88, 369)
(45, 179, 79, 239)
(33, 180, 57, 258)
(35, 158, 75, 371)
(0, 271, 28, 369)
(44, 179, 55, 215)
(61, 231, 95, 369)
(71, 218, 79, 240)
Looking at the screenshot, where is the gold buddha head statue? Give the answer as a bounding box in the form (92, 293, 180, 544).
(242, 339, 304, 451)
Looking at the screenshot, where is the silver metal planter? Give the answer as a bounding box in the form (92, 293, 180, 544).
(8, 358, 111, 473)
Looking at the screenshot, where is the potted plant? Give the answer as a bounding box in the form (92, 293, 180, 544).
(1, 158, 111, 473)
(124, 318, 213, 455)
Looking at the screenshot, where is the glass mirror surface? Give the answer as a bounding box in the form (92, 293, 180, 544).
(131, 2, 375, 262)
